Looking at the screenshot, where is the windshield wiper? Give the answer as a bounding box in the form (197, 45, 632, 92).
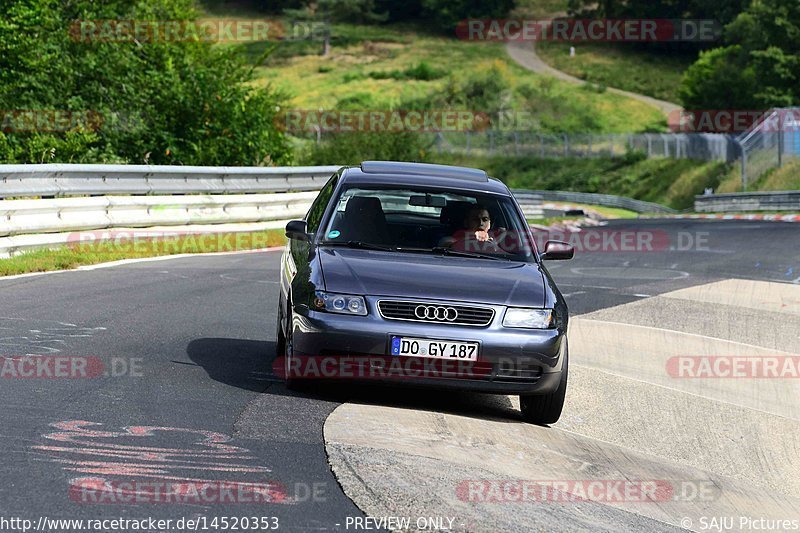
(320, 240, 396, 252)
(396, 246, 510, 261)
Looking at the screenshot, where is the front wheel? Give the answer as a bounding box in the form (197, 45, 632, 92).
(520, 340, 568, 425)
(275, 305, 286, 358)
(279, 306, 305, 391)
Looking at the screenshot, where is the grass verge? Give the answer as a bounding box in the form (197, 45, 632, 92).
(536, 41, 694, 104)
(0, 229, 286, 277)
(717, 159, 800, 193)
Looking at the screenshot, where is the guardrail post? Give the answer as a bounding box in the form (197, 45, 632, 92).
(563, 134, 569, 157)
(778, 112, 784, 168)
(647, 135, 652, 157)
(739, 141, 748, 192)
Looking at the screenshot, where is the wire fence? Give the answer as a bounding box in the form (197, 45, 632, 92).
(430, 132, 740, 163)
(308, 131, 738, 163)
(737, 108, 800, 190)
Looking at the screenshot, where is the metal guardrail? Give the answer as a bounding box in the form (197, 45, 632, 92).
(0, 164, 548, 257)
(0, 164, 340, 256)
(0, 164, 340, 198)
(0, 193, 319, 238)
(513, 189, 677, 214)
(695, 191, 800, 212)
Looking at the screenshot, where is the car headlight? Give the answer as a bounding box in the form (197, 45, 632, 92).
(312, 291, 368, 316)
(503, 308, 554, 329)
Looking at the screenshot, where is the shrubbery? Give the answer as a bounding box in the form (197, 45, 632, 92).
(0, 0, 291, 165)
(417, 0, 515, 32)
(368, 61, 447, 81)
(298, 131, 432, 166)
(680, 0, 800, 109)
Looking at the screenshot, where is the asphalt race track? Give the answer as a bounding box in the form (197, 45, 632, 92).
(1, 219, 798, 532)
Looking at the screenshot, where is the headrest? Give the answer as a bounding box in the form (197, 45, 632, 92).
(346, 196, 383, 214)
(439, 201, 475, 226)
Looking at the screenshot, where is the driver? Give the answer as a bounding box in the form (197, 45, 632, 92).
(464, 205, 494, 243)
(449, 204, 508, 253)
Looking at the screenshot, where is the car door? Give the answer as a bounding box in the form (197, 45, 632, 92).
(281, 173, 339, 322)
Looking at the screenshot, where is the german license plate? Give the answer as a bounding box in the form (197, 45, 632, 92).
(390, 336, 479, 361)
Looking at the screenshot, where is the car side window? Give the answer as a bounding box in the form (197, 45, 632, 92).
(306, 174, 338, 234)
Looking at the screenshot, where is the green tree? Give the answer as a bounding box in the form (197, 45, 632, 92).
(567, 0, 750, 24)
(0, 0, 291, 165)
(421, 0, 515, 32)
(680, 0, 800, 108)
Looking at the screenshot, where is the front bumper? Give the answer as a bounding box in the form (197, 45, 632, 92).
(289, 298, 566, 395)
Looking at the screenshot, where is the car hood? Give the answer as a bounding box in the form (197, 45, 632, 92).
(318, 248, 546, 307)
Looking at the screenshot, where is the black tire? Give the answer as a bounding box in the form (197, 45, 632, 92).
(275, 305, 286, 358)
(280, 305, 305, 391)
(520, 339, 568, 425)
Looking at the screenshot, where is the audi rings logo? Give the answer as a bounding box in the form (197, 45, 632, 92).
(415, 305, 458, 322)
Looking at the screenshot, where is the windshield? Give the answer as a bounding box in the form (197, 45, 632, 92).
(319, 186, 536, 262)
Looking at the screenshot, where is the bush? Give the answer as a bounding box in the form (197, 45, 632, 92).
(367, 61, 446, 81)
(298, 131, 432, 165)
(679, 0, 800, 109)
(403, 61, 447, 80)
(420, 0, 515, 32)
(414, 63, 513, 117)
(342, 71, 368, 83)
(0, 0, 291, 165)
(679, 46, 759, 108)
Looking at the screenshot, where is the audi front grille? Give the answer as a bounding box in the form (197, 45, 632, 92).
(378, 300, 495, 327)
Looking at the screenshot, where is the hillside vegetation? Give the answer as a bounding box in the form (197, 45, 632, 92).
(246, 22, 666, 134)
(427, 153, 731, 210)
(536, 42, 693, 104)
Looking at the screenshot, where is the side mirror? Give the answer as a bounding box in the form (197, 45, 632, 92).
(285, 220, 310, 242)
(540, 240, 574, 261)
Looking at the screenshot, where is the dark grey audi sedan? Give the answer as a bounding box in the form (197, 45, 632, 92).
(276, 161, 574, 424)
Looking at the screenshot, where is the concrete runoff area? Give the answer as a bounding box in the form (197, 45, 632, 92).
(659, 279, 800, 316)
(324, 279, 800, 532)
